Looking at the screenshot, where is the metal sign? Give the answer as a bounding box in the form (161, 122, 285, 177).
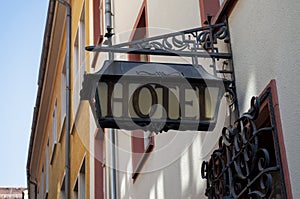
(81, 61, 230, 132)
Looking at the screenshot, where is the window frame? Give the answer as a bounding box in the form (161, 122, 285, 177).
(201, 80, 292, 198)
(58, 55, 67, 143)
(94, 128, 105, 199)
(128, 1, 154, 181)
(45, 139, 49, 194)
(256, 80, 293, 198)
(128, 0, 149, 62)
(79, 162, 86, 199)
(40, 165, 45, 199)
(73, 179, 78, 199)
(199, 0, 221, 25)
(213, 0, 238, 24)
(73, 4, 86, 116)
(51, 100, 58, 164)
(60, 175, 66, 199)
(131, 130, 154, 180)
(93, 0, 105, 45)
(61, 55, 67, 126)
(91, 0, 105, 68)
(199, 0, 238, 25)
(73, 157, 86, 199)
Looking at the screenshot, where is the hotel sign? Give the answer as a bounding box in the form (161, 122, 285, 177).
(81, 61, 229, 132)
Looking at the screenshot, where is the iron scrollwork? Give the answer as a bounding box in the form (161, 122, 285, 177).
(85, 18, 236, 103)
(201, 96, 281, 199)
(85, 20, 235, 89)
(127, 23, 229, 55)
(86, 20, 232, 61)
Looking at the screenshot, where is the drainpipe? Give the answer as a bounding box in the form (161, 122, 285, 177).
(105, 0, 114, 60)
(109, 129, 117, 199)
(56, 0, 71, 198)
(105, 0, 117, 198)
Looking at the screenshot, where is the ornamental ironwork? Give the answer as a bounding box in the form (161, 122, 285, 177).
(86, 22, 230, 58)
(84, 17, 239, 132)
(85, 17, 234, 78)
(201, 91, 287, 199)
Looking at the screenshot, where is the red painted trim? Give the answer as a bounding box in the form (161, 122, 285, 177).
(94, 159, 104, 199)
(128, 0, 149, 62)
(131, 131, 154, 181)
(93, 0, 100, 45)
(128, 0, 148, 41)
(199, 0, 206, 25)
(94, 128, 104, 199)
(259, 80, 293, 199)
(199, 0, 220, 25)
(131, 130, 145, 171)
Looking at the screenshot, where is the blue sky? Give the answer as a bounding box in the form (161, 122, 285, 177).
(0, 1, 49, 186)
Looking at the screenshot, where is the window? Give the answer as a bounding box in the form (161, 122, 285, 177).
(131, 130, 154, 180)
(73, 180, 78, 199)
(252, 80, 292, 198)
(52, 101, 57, 151)
(61, 56, 66, 125)
(94, 129, 105, 199)
(60, 176, 65, 199)
(128, 2, 153, 180)
(93, 0, 105, 45)
(74, 158, 86, 199)
(201, 80, 292, 199)
(45, 139, 49, 194)
(73, 5, 86, 115)
(51, 101, 58, 164)
(79, 161, 86, 198)
(74, 33, 79, 116)
(40, 166, 44, 199)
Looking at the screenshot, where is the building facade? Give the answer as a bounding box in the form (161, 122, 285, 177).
(27, 0, 300, 198)
(27, 0, 92, 198)
(0, 187, 27, 199)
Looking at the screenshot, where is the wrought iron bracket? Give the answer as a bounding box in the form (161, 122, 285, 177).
(86, 17, 234, 75)
(86, 17, 239, 118)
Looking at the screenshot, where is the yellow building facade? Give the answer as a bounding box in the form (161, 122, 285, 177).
(27, 0, 93, 198)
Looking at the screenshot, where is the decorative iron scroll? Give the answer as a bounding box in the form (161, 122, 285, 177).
(86, 17, 237, 108)
(201, 95, 285, 199)
(116, 23, 229, 57)
(86, 22, 230, 58)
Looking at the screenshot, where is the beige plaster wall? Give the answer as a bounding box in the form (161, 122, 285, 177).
(229, 0, 300, 197)
(104, 0, 231, 198)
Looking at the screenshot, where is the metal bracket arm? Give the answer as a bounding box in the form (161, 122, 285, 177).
(85, 22, 232, 59)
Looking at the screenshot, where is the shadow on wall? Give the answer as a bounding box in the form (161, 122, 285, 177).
(114, 98, 228, 198)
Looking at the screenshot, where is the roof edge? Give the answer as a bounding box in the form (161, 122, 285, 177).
(26, 0, 56, 195)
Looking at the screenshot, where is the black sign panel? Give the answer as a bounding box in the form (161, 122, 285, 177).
(81, 61, 229, 132)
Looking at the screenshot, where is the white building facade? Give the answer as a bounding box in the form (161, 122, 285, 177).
(86, 0, 300, 198)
